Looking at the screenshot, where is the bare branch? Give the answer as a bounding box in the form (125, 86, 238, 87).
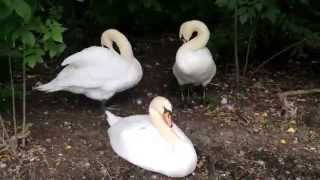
(250, 39, 306, 78)
(8, 56, 17, 136)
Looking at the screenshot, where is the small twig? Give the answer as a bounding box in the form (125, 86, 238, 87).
(22, 60, 27, 147)
(234, 1, 240, 105)
(97, 160, 113, 180)
(250, 39, 306, 78)
(278, 88, 320, 100)
(0, 114, 10, 141)
(8, 56, 17, 136)
(235, 109, 250, 125)
(278, 88, 320, 119)
(243, 27, 255, 76)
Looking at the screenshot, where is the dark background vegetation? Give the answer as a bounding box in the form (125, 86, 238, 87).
(0, 0, 320, 178)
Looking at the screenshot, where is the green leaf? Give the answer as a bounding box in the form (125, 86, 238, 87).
(21, 31, 35, 47)
(12, 0, 32, 22)
(24, 54, 42, 68)
(239, 15, 248, 24)
(0, 1, 12, 19)
(23, 48, 45, 68)
(51, 29, 63, 42)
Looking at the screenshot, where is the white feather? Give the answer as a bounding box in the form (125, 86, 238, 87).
(173, 20, 216, 87)
(36, 35, 142, 101)
(106, 110, 197, 177)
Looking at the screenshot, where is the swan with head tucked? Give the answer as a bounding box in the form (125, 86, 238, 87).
(106, 96, 197, 177)
(173, 20, 216, 99)
(36, 29, 143, 102)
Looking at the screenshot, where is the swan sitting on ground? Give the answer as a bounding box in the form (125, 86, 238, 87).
(173, 20, 216, 100)
(36, 29, 143, 103)
(106, 96, 197, 177)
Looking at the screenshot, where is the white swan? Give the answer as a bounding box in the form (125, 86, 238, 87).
(36, 29, 143, 101)
(106, 96, 197, 177)
(173, 20, 216, 98)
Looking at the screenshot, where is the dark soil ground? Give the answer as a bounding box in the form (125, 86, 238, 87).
(1, 35, 320, 180)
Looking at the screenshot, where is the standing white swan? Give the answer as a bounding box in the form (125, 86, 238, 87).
(36, 29, 143, 101)
(173, 20, 216, 99)
(106, 96, 197, 177)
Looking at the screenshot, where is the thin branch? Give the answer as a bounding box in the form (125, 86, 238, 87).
(250, 39, 306, 78)
(278, 88, 320, 119)
(22, 60, 26, 147)
(0, 114, 10, 140)
(234, 1, 240, 103)
(278, 88, 320, 100)
(243, 28, 255, 76)
(8, 56, 17, 136)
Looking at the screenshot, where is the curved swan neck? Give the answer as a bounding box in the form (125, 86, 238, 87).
(149, 109, 180, 144)
(101, 29, 134, 59)
(181, 21, 210, 51)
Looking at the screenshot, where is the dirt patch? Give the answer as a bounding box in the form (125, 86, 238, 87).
(1, 35, 320, 179)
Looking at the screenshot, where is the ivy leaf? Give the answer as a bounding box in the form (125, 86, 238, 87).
(12, 0, 32, 22)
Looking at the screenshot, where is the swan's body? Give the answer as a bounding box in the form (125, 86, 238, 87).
(173, 20, 216, 87)
(36, 29, 142, 101)
(106, 97, 197, 177)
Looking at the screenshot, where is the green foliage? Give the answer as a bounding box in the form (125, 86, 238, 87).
(0, 0, 66, 68)
(214, 0, 319, 63)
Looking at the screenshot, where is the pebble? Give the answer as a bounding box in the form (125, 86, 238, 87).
(136, 99, 143, 105)
(256, 160, 265, 166)
(84, 162, 90, 168)
(0, 162, 7, 168)
(45, 138, 52, 143)
(221, 97, 228, 105)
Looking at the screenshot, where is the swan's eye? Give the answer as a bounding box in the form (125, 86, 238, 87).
(103, 45, 109, 49)
(163, 107, 172, 115)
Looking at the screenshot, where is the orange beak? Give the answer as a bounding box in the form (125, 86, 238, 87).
(163, 112, 173, 128)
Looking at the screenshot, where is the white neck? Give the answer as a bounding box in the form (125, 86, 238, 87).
(102, 30, 134, 59)
(149, 109, 180, 144)
(180, 21, 210, 51)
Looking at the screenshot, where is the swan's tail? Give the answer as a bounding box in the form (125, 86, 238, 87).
(105, 111, 120, 126)
(34, 81, 61, 92)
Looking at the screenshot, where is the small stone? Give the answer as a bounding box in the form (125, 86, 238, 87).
(0, 162, 7, 168)
(256, 160, 265, 166)
(221, 97, 228, 105)
(84, 162, 90, 168)
(136, 99, 143, 105)
(43, 111, 48, 115)
(147, 92, 153, 97)
(45, 138, 52, 143)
